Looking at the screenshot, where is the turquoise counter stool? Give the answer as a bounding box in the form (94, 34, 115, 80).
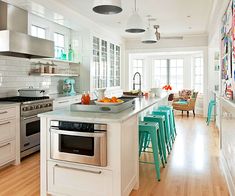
(158, 105, 177, 140)
(152, 110, 173, 150)
(139, 121, 162, 181)
(144, 115, 168, 164)
(206, 100, 216, 125)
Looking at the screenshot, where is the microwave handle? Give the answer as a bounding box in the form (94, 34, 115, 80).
(50, 128, 106, 138)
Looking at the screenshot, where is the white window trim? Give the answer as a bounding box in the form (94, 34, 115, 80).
(129, 53, 203, 93)
(192, 55, 204, 95)
(129, 56, 146, 90)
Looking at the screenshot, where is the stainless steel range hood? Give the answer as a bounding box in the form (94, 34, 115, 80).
(0, 1, 54, 58)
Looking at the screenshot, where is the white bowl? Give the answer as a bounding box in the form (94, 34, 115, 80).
(151, 88, 162, 97)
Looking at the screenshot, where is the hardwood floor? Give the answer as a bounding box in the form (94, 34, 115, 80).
(130, 116, 229, 196)
(0, 117, 229, 196)
(0, 152, 40, 196)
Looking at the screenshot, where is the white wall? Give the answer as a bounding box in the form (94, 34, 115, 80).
(128, 52, 204, 115)
(0, 1, 125, 96)
(0, 56, 78, 97)
(207, 0, 230, 128)
(124, 35, 208, 116)
(0, 12, 81, 97)
(126, 35, 208, 50)
(25, 0, 126, 92)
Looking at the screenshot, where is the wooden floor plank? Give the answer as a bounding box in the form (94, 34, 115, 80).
(0, 116, 229, 196)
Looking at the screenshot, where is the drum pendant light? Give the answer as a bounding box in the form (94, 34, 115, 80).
(93, 0, 122, 15)
(141, 27, 157, 43)
(125, 0, 145, 33)
(142, 17, 157, 43)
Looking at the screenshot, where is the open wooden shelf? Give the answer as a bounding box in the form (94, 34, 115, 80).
(45, 58, 80, 65)
(28, 73, 79, 77)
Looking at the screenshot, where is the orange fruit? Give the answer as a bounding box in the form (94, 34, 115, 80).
(111, 97, 118, 102)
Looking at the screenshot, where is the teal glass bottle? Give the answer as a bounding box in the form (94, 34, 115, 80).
(68, 44, 74, 62)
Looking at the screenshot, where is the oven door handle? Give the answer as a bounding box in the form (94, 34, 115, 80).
(50, 128, 106, 138)
(23, 115, 39, 120)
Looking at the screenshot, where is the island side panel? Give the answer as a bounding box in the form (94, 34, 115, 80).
(121, 114, 139, 195)
(40, 116, 48, 196)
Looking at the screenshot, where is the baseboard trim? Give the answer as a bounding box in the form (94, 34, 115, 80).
(220, 151, 235, 196)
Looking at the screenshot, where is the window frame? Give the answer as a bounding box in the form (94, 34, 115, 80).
(131, 58, 145, 90)
(169, 58, 184, 91)
(31, 24, 46, 39)
(54, 32, 65, 58)
(192, 56, 204, 94)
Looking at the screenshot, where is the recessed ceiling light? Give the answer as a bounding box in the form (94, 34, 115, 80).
(188, 27, 192, 29)
(187, 15, 191, 18)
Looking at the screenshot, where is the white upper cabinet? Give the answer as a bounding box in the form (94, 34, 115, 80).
(92, 36, 121, 89)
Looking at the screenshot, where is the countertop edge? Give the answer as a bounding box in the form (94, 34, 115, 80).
(39, 94, 168, 123)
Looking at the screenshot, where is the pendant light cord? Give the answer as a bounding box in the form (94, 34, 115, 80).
(135, 0, 137, 11)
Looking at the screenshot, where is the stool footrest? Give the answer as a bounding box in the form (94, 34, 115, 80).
(139, 161, 155, 165)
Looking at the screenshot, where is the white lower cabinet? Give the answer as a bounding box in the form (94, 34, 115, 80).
(53, 95, 81, 110)
(0, 140, 16, 166)
(48, 161, 113, 196)
(0, 107, 16, 119)
(0, 119, 16, 142)
(0, 105, 20, 167)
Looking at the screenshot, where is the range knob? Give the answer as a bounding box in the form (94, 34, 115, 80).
(35, 105, 39, 109)
(22, 107, 27, 111)
(30, 106, 34, 110)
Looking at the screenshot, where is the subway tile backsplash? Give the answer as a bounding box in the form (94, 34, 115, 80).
(0, 56, 79, 98)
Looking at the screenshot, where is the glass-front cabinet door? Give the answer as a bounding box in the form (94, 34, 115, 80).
(100, 40, 108, 88)
(92, 36, 100, 89)
(92, 36, 121, 89)
(115, 46, 120, 86)
(109, 43, 115, 87)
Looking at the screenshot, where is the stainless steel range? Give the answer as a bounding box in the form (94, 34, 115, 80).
(0, 96, 53, 158)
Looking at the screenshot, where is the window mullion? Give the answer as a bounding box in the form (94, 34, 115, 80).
(167, 59, 170, 84)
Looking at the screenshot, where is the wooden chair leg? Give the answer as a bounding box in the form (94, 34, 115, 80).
(187, 111, 189, 117)
(193, 110, 195, 117)
(181, 111, 183, 116)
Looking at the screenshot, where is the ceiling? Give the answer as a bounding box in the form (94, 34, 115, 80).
(57, 0, 214, 38)
(3, 0, 214, 39)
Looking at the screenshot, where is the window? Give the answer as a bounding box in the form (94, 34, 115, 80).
(31, 25, 46, 39)
(169, 59, 184, 91)
(153, 60, 167, 87)
(54, 32, 65, 59)
(151, 58, 184, 91)
(193, 57, 203, 93)
(132, 59, 144, 90)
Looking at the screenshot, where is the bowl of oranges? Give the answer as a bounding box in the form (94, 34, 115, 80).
(95, 96, 124, 105)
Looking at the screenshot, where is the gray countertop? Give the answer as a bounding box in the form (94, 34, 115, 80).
(49, 93, 81, 100)
(0, 102, 20, 109)
(39, 94, 167, 123)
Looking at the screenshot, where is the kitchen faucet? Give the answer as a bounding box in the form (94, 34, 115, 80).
(133, 72, 142, 96)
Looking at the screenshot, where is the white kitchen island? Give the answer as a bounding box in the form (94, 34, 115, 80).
(39, 94, 168, 196)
